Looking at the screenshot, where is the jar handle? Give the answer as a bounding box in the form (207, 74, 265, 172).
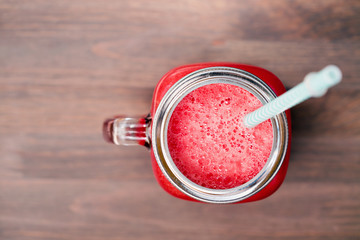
(103, 114, 151, 148)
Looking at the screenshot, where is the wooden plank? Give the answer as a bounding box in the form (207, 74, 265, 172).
(0, 180, 359, 240)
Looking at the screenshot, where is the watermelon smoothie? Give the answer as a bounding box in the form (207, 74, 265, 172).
(104, 63, 291, 203)
(167, 83, 273, 189)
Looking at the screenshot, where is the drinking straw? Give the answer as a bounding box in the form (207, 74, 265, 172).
(244, 65, 342, 128)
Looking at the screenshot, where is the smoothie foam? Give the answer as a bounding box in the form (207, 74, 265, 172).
(167, 83, 273, 189)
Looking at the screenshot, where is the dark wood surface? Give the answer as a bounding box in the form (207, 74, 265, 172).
(1, 1, 359, 239)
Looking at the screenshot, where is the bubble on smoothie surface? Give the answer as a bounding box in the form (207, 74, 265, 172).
(167, 83, 273, 189)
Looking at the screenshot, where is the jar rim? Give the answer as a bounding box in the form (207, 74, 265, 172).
(151, 67, 289, 203)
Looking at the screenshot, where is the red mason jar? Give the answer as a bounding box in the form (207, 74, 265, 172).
(103, 63, 291, 204)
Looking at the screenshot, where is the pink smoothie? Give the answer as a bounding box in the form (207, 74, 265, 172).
(167, 83, 273, 189)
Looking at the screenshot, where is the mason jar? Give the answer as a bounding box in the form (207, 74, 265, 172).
(103, 63, 291, 204)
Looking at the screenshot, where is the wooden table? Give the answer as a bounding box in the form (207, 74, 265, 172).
(1, 1, 359, 239)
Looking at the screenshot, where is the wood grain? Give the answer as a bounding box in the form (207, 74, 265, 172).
(0, 0, 359, 239)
